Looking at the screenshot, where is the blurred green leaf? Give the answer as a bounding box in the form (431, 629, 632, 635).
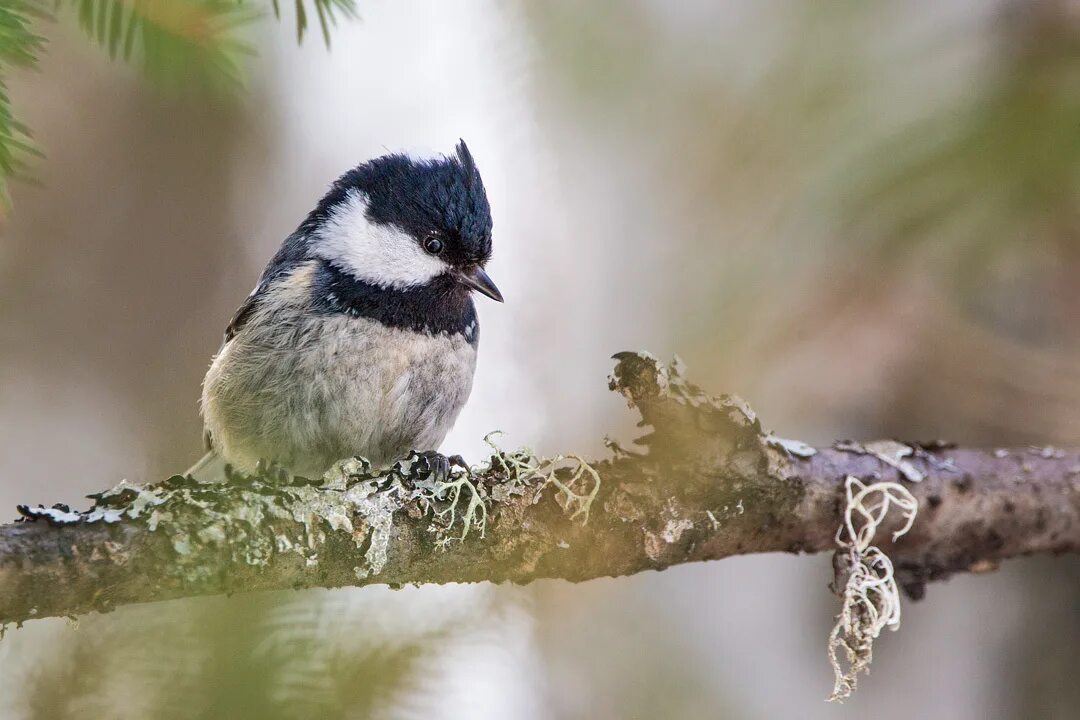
(0, 0, 359, 208)
(66, 0, 260, 90)
(0, 0, 48, 207)
(296, 0, 356, 47)
(20, 591, 469, 720)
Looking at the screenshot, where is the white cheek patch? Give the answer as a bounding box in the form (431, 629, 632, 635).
(313, 190, 449, 289)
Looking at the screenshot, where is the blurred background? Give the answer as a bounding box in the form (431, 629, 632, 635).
(1, 0, 1078, 717)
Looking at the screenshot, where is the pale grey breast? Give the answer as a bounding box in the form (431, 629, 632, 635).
(201, 263, 477, 477)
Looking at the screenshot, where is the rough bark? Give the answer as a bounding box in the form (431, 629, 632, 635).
(1, 352, 1077, 627)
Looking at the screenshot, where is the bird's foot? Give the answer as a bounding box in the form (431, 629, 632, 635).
(251, 458, 292, 484)
(411, 450, 467, 485)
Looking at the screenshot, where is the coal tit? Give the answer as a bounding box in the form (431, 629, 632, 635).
(190, 140, 502, 481)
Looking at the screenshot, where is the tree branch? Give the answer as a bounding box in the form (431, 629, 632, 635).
(2, 352, 1078, 626)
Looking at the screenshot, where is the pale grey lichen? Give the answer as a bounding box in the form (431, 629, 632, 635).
(827, 475, 918, 702)
(834, 440, 925, 483)
(535, 454, 601, 524)
(1031, 445, 1066, 459)
(474, 431, 546, 501)
(703, 499, 747, 531)
(767, 435, 817, 458)
(16, 437, 606, 588)
(472, 431, 601, 525)
(705, 510, 721, 530)
(21, 506, 84, 524)
(660, 517, 694, 543)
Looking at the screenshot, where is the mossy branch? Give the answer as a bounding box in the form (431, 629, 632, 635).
(1, 352, 1078, 634)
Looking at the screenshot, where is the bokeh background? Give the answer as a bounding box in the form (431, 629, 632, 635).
(1, 0, 1078, 717)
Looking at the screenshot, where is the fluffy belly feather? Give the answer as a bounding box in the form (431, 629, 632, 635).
(201, 313, 477, 477)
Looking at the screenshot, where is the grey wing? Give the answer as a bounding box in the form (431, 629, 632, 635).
(203, 282, 265, 454)
(200, 233, 310, 460)
(224, 281, 265, 343)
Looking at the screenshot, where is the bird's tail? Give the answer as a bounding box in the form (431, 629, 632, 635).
(184, 450, 228, 484)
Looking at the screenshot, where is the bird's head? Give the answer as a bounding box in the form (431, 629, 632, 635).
(303, 140, 502, 302)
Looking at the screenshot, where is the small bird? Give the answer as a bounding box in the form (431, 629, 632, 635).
(189, 140, 502, 482)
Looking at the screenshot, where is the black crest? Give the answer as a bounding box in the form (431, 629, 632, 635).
(303, 140, 493, 266)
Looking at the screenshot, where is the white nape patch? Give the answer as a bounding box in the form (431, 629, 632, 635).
(313, 189, 449, 289)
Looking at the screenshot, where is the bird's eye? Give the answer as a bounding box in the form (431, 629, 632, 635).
(423, 234, 444, 255)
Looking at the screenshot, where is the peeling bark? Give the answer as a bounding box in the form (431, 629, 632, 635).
(1, 352, 1077, 627)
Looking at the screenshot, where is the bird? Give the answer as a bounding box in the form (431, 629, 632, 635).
(187, 140, 502, 482)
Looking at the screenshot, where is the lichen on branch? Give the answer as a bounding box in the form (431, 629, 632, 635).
(1, 351, 1077, 700)
(12, 438, 597, 590)
(827, 475, 919, 701)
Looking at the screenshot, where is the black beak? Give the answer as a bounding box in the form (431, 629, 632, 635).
(457, 266, 504, 302)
